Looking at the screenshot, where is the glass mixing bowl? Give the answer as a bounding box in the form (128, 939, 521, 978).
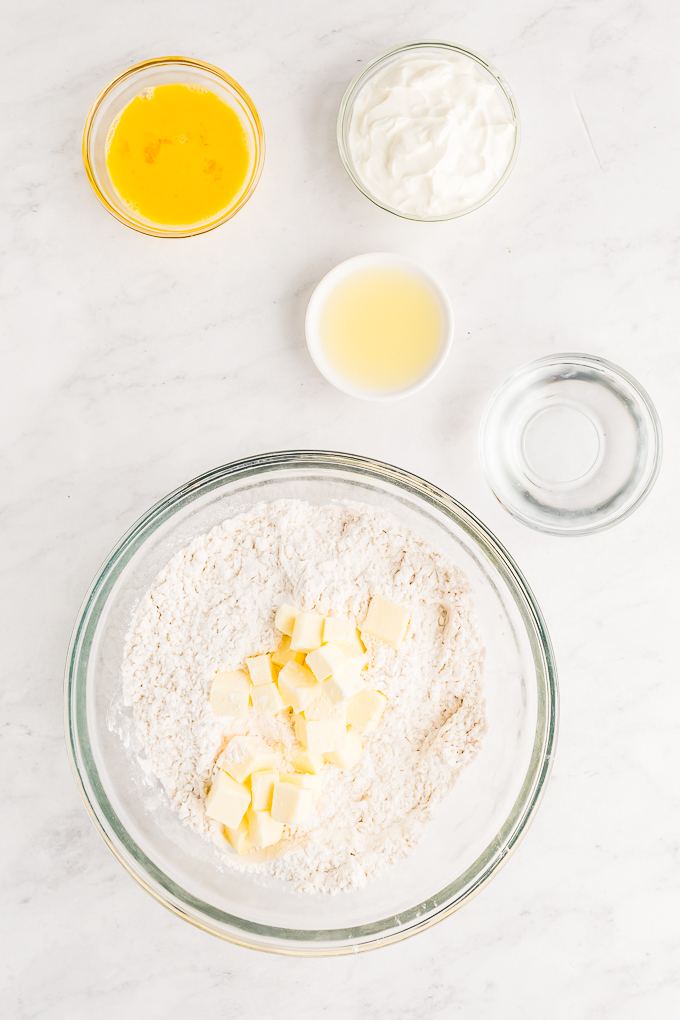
(82, 57, 265, 238)
(65, 451, 557, 954)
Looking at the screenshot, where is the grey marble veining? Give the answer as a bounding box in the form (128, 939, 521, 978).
(2, 0, 679, 1016)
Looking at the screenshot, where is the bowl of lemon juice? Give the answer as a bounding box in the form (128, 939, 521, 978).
(305, 253, 454, 400)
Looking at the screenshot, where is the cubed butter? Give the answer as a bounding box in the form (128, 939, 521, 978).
(245, 653, 277, 687)
(250, 682, 286, 714)
(218, 735, 279, 784)
(271, 781, 314, 824)
(295, 714, 345, 753)
(272, 634, 306, 667)
(325, 728, 363, 770)
(209, 670, 251, 717)
(362, 595, 410, 649)
(249, 769, 279, 811)
(205, 771, 251, 828)
(274, 602, 299, 636)
(224, 818, 252, 854)
(345, 688, 388, 733)
(280, 772, 323, 798)
(322, 617, 358, 647)
(290, 748, 325, 775)
(304, 694, 346, 725)
(305, 642, 349, 682)
(290, 612, 325, 653)
(277, 661, 320, 713)
(246, 807, 284, 848)
(322, 660, 363, 704)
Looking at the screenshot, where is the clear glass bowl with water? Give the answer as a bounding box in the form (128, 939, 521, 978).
(479, 354, 662, 535)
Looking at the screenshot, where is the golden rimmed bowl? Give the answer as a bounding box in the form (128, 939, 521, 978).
(82, 56, 265, 238)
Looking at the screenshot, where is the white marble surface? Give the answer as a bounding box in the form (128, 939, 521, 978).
(2, 0, 679, 1015)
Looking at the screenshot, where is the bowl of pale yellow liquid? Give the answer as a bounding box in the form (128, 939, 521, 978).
(83, 57, 265, 237)
(305, 254, 454, 400)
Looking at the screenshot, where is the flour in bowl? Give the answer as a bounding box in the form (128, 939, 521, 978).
(121, 499, 485, 894)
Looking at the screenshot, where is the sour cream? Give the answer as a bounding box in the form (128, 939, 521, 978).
(347, 50, 517, 218)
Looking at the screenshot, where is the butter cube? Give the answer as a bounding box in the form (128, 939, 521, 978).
(280, 772, 323, 799)
(363, 595, 410, 649)
(290, 748, 325, 774)
(323, 617, 358, 646)
(325, 728, 363, 770)
(249, 769, 279, 811)
(205, 771, 251, 828)
(246, 653, 277, 687)
(322, 661, 363, 705)
(346, 688, 388, 733)
(290, 612, 324, 653)
(271, 781, 314, 824)
(272, 634, 306, 667)
(304, 694, 346, 725)
(305, 642, 349, 682)
(218, 735, 279, 784)
(295, 714, 345, 753)
(275, 602, 299, 636)
(224, 818, 252, 854)
(246, 807, 284, 848)
(250, 682, 286, 714)
(277, 661, 320, 713)
(209, 670, 251, 717)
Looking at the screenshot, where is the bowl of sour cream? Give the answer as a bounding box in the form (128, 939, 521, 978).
(337, 41, 520, 221)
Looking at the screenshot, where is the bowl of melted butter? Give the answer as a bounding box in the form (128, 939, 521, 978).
(83, 56, 265, 237)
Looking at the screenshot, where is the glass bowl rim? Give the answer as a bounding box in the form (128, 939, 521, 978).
(82, 55, 265, 238)
(65, 450, 558, 955)
(336, 40, 521, 223)
(478, 353, 664, 536)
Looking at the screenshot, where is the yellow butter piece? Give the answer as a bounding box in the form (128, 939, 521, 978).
(250, 682, 286, 714)
(209, 669, 251, 717)
(345, 688, 388, 733)
(290, 748, 325, 774)
(249, 769, 279, 811)
(218, 735, 279, 784)
(224, 817, 252, 854)
(277, 660, 321, 713)
(205, 771, 251, 828)
(322, 617, 358, 646)
(322, 660, 363, 704)
(304, 694, 346, 725)
(272, 634, 306, 667)
(246, 806, 284, 848)
(280, 772, 323, 798)
(305, 642, 349, 682)
(271, 781, 314, 824)
(325, 728, 363, 770)
(245, 653, 277, 687)
(275, 602, 299, 636)
(290, 612, 325, 653)
(363, 594, 410, 649)
(295, 714, 345, 753)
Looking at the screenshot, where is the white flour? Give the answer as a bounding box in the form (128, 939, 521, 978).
(121, 499, 485, 894)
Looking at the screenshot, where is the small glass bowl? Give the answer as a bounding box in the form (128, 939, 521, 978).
(82, 57, 265, 238)
(479, 354, 663, 535)
(337, 41, 521, 222)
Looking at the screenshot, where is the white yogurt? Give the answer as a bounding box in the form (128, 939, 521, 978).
(348, 51, 517, 218)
